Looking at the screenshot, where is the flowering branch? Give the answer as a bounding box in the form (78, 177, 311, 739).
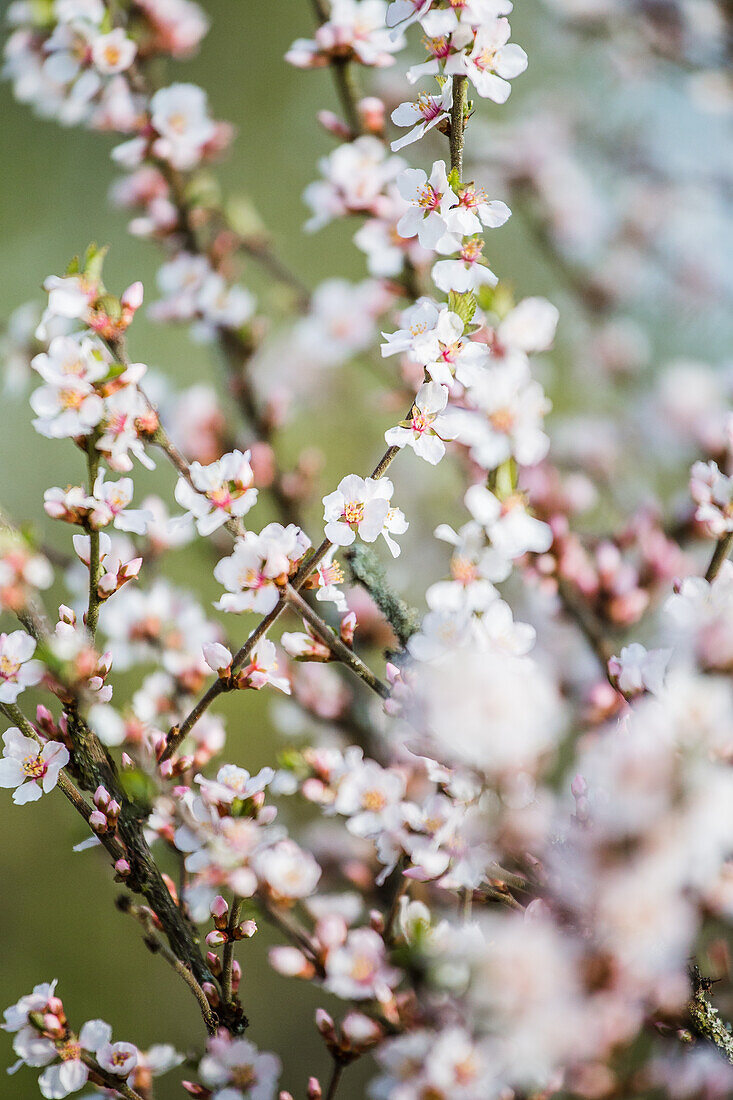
(116, 895, 219, 1035)
(283, 583, 390, 699)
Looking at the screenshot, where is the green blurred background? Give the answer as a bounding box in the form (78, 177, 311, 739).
(1, 1, 731, 1095)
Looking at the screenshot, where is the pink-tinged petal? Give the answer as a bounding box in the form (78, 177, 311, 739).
(495, 43, 528, 79)
(13, 781, 43, 805)
(0, 758, 25, 787)
(414, 433, 445, 465)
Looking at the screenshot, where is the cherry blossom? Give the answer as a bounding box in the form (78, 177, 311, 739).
(0, 728, 69, 805)
(323, 474, 395, 546)
(0, 630, 43, 703)
(385, 381, 455, 464)
(175, 450, 258, 536)
(460, 18, 527, 102)
(396, 160, 459, 249)
(390, 80, 453, 151)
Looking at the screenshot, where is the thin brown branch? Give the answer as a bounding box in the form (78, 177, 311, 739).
(284, 583, 390, 699)
(117, 896, 219, 1035)
(705, 532, 733, 583)
(221, 895, 243, 1006)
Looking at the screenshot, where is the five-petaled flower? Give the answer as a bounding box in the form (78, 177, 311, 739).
(385, 381, 456, 464)
(0, 728, 69, 805)
(323, 474, 395, 547)
(0, 630, 44, 703)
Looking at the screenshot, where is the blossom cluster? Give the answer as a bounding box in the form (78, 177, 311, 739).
(1, 1, 733, 1100)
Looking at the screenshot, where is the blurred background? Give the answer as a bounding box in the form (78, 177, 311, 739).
(1, 0, 732, 1095)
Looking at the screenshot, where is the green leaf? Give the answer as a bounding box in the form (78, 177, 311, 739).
(83, 242, 109, 286)
(96, 293, 121, 321)
(447, 167, 461, 193)
(448, 290, 477, 331)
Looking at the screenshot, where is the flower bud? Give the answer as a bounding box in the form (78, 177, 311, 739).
(206, 929, 228, 947)
(307, 1078, 322, 1100)
(210, 895, 229, 923)
(121, 281, 144, 312)
(339, 611, 356, 646)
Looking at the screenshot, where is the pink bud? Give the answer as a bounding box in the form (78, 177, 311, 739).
(571, 774, 587, 799)
(339, 611, 356, 646)
(317, 109, 351, 139)
(202, 982, 219, 1007)
(114, 858, 131, 877)
(307, 1078, 322, 1100)
(236, 919, 257, 939)
(315, 1009, 335, 1038)
(206, 929, 228, 947)
(94, 785, 110, 809)
(231, 960, 241, 992)
(210, 895, 229, 921)
(121, 281, 144, 311)
(359, 96, 385, 134)
(89, 809, 107, 832)
(159, 759, 174, 780)
(121, 753, 134, 769)
(249, 442, 276, 488)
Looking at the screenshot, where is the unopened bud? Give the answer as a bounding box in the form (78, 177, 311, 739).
(210, 895, 229, 923)
(359, 96, 385, 134)
(339, 611, 356, 646)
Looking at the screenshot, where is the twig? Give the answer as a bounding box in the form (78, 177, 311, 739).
(325, 1061, 345, 1100)
(284, 583, 390, 699)
(0, 702, 126, 865)
(688, 965, 733, 1065)
(80, 1053, 146, 1100)
(556, 577, 617, 677)
(85, 439, 102, 638)
(449, 75, 468, 181)
(705, 532, 733, 583)
(221, 895, 243, 1005)
(118, 896, 219, 1035)
(161, 437, 409, 761)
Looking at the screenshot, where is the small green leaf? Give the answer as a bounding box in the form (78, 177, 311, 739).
(448, 290, 477, 331)
(447, 167, 461, 193)
(83, 243, 109, 286)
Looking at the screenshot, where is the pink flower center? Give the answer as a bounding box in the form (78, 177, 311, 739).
(319, 562, 344, 586)
(362, 788, 387, 812)
(411, 412, 433, 434)
(350, 954, 377, 983)
(474, 46, 498, 72)
(417, 184, 440, 211)
(342, 500, 365, 526)
(459, 185, 489, 212)
(209, 486, 234, 510)
(0, 655, 21, 681)
(22, 753, 47, 780)
(423, 34, 451, 60)
(451, 557, 478, 585)
(490, 407, 515, 434)
(417, 93, 442, 121)
(59, 1041, 81, 1062)
(59, 388, 84, 411)
(231, 1065, 257, 1089)
(243, 569, 269, 590)
(460, 239, 484, 265)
